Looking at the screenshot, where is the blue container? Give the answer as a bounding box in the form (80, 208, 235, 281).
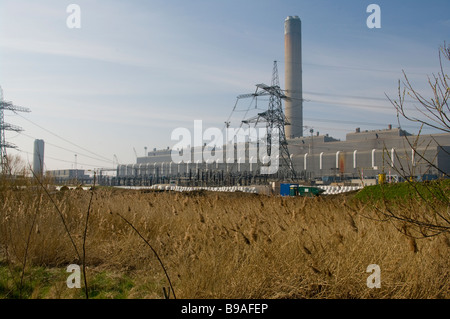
(280, 183, 291, 196)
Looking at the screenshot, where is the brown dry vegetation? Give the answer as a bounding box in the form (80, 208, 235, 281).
(0, 183, 449, 299)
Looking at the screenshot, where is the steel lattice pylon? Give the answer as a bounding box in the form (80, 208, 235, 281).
(0, 86, 31, 174)
(239, 61, 296, 179)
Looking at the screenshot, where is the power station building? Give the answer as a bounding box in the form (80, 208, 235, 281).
(114, 16, 450, 186)
(116, 126, 449, 184)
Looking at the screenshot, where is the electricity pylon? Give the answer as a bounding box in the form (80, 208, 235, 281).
(239, 61, 296, 178)
(0, 86, 31, 174)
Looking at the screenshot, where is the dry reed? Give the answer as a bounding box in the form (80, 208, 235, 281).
(0, 184, 448, 299)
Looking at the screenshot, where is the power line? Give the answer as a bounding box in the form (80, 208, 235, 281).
(230, 87, 424, 111)
(286, 116, 432, 132)
(278, 59, 430, 76)
(16, 113, 112, 163)
(307, 99, 393, 110)
(14, 148, 105, 169)
(303, 90, 418, 104)
(17, 131, 112, 165)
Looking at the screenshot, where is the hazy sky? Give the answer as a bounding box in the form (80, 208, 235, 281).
(1, 0, 449, 171)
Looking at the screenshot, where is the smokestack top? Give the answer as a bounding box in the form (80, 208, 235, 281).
(285, 16, 301, 35)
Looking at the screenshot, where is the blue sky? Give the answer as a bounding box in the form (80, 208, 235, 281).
(1, 0, 449, 171)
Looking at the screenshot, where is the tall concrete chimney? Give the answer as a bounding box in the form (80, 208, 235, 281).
(284, 16, 303, 138)
(33, 139, 45, 176)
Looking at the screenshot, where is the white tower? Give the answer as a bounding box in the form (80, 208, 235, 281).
(33, 139, 45, 175)
(284, 16, 303, 139)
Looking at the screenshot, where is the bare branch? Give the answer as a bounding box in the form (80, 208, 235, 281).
(381, 41, 450, 238)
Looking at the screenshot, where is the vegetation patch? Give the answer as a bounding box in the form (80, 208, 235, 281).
(353, 179, 450, 202)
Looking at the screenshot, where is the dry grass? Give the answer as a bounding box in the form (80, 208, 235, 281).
(0, 183, 448, 299)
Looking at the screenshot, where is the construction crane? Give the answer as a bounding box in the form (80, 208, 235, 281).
(0, 86, 31, 174)
(238, 61, 296, 179)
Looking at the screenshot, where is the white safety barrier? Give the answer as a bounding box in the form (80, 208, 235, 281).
(115, 185, 259, 194)
(316, 185, 363, 195)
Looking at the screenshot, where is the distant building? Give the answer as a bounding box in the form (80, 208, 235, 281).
(47, 169, 90, 183)
(33, 139, 45, 176)
(286, 127, 449, 182)
(116, 126, 450, 184)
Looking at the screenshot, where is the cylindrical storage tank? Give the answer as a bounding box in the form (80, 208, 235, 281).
(284, 16, 303, 139)
(127, 164, 133, 177)
(133, 164, 140, 176)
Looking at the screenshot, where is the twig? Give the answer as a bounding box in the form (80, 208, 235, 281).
(29, 169, 81, 262)
(114, 212, 176, 299)
(19, 193, 43, 298)
(82, 172, 96, 299)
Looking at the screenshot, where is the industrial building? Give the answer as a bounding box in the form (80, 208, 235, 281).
(111, 16, 450, 187)
(287, 126, 449, 182)
(114, 126, 449, 185)
(47, 169, 91, 184)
